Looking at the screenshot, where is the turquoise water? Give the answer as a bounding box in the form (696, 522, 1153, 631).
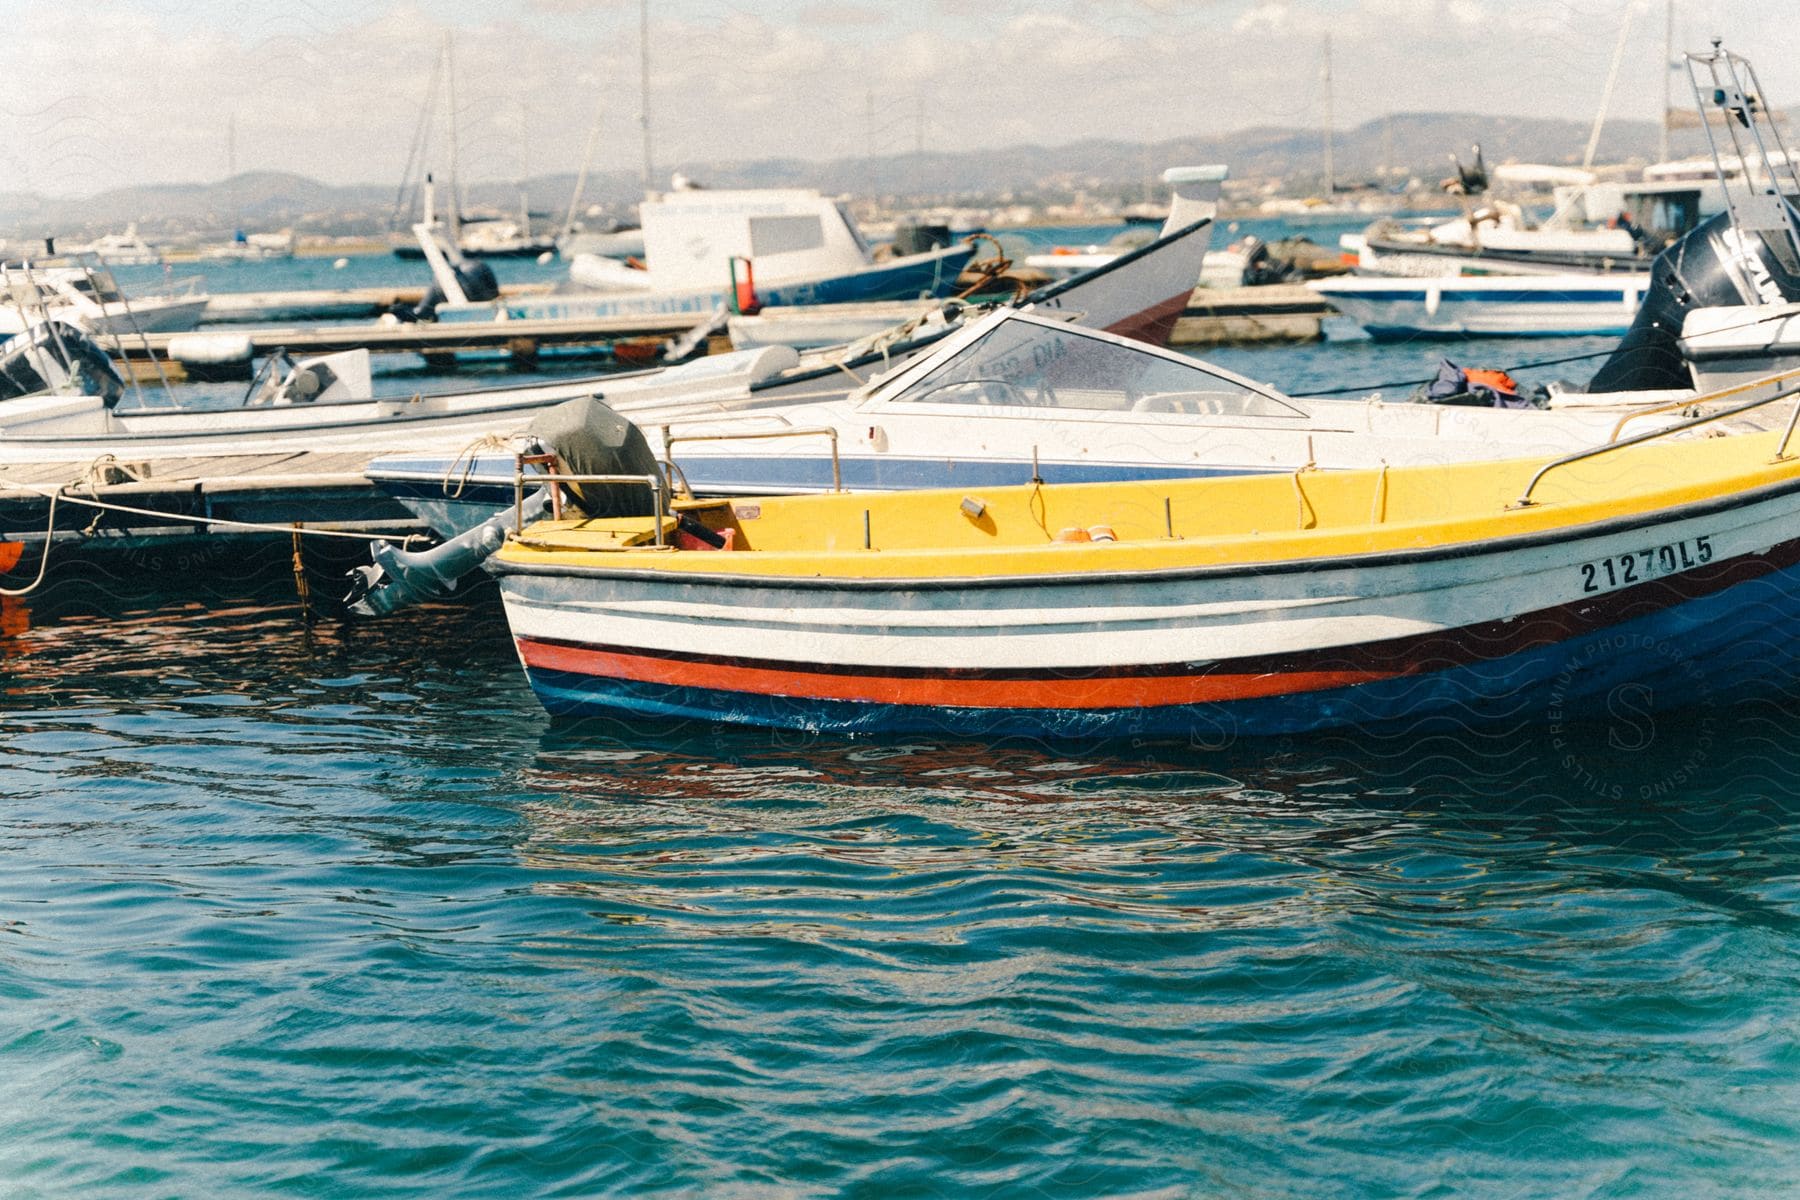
(4, 583, 1800, 1196)
(6, 240, 1793, 1196)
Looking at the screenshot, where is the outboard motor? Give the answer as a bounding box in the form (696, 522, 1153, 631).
(1586, 209, 1800, 393)
(392, 258, 500, 322)
(0, 319, 127, 408)
(526, 395, 660, 518)
(891, 221, 954, 256)
(344, 397, 662, 617)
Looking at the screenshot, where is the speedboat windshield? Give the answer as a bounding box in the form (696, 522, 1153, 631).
(881, 314, 1306, 417)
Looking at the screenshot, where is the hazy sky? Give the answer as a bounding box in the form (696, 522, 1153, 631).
(1, 0, 1792, 195)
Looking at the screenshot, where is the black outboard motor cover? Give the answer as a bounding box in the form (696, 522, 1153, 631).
(1588, 210, 1800, 392)
(396, 259, 501, 322)
(891, 221, 954, 256)
(526, 396, 660, 518)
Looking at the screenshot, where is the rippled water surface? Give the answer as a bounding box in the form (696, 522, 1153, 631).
(5, 578, 1800, 1198)
(3, 239, 1794, 1195)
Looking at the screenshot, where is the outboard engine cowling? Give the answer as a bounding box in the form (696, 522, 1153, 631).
(396, 259, 500, 322)
(526, 396, 662, 518)
(1587, 210, 1800, 392)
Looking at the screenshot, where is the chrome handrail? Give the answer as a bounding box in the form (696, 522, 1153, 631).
(1513, 380, 1800, 508)
(660, 424, 843, 491)
(512, 452, 669, 546)
(1603, 362, 1800, 443)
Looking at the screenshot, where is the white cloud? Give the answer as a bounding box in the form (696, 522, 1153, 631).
(0, 0, 1794, 194)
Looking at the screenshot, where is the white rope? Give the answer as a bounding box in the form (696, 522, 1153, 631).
(0, 473, 425, 545)
(440, 432, 517, 498)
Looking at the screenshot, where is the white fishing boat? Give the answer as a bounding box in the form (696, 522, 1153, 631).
(1310, 272, 1649, 339)
(723, 166, 1229, 350)
(1349, 163, 1719, 279)
(429, 182, 976, 325)
(485, 411, 1800, 736)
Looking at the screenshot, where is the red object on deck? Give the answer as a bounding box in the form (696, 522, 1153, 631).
(731, 256, 761, 315)
(0, 542, 22, 576)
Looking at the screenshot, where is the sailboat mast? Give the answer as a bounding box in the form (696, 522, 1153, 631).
(638, 0, 654, 193)
(1659, 0, 1674, 163)
(446, 33, 462, 239)
(1322, 35, 1335, 195)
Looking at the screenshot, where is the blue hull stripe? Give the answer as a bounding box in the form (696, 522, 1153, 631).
(517, 559, 1800, 738)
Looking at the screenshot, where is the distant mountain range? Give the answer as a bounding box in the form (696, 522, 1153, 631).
(0, 111, 1730, 243)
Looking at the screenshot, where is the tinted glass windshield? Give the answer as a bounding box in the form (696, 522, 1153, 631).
(887, 319, 1304, 417)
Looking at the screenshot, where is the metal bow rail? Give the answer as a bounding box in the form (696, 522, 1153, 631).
(1513, 379, 1800, 508)
(659, 424, 844, 492)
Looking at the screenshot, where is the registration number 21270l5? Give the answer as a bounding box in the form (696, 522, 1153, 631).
(1579, 536, 1714, 594)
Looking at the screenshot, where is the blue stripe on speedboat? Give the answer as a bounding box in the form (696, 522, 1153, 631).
(1362, 324, 1633, 340)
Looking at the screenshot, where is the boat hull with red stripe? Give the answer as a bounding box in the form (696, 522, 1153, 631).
(491, 460, 1800, 736)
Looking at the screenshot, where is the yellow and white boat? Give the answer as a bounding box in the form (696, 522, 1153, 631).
(489, 423, 1800, 737)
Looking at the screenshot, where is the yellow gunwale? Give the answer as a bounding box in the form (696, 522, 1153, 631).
(493, 430, 1800, 581)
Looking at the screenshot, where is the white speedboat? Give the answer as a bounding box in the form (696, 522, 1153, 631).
(201, 231, 296, 261)
(363, 305, 1711, 539)
(59, 225, 163, 266)
(0, 264, 211, 337)
(0, 199, 1223, 463)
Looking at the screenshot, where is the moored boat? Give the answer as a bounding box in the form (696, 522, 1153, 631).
(1309, 272, 1648, 339)
(489, 418, 1800, 736)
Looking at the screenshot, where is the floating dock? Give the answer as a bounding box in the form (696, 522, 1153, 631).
(1170, 284, 1330, 346)
(108, 312, 699, 381)
(100, 282, 1332, 384)
(0, 451, 425, 586)
(197, 282, 554, 325)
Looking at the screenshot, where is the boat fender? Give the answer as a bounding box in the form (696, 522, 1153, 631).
(167, 333, 254, 366)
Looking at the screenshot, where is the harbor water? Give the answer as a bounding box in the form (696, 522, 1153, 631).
(4, 242, 1792, 1195)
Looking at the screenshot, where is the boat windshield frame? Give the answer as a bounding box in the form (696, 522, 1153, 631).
(854, 307, 1308, 420)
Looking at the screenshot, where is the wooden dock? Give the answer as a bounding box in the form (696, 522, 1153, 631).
(97, 281, 1333, 386)
(0, 451, 426, 583)
(1169, 284, 1331, 346)
(198, 282, 554, 325)
(106, 312, 699, 381)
